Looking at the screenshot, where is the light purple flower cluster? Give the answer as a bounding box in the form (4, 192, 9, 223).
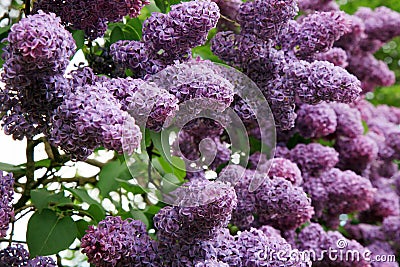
(295, 223, 371, 267)
(49, 82, 142, 160)
(281, 11, 350, 59)
(295, 102, 337, 138)
(303, 168, 375, 228)
(154, 179, 237, 244)
(333, 7, 400, 92)
(0, 11, 75, 140)
(264, 157, 303, 186)
(314, 47, 348, 67)
(226, 165, 313, 230)
(382, 216, 400, 250)
(298, 0, 339, 12)
(33, 0, 149, 38)
(237, 0, 298, 40)
(111, 0, 220, 77)
(81, 216, 158, 266)
(289, 143, 338, 176)
(0, 245, 56, 267)
(0, 171, 14, 238)
(211, 1, 361, 130)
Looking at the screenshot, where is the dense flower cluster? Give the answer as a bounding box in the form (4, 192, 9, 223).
(0, 11, 75, 140)
(111, 0, 220, 77)
(0, 171, 14, 238)
(0, 245, 56, 267)
(32, 0, 149, 38)
(211, 4, 361, 129)
(81, 216, 158, 266)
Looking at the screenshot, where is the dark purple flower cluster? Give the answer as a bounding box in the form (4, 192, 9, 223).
(0, 171, 14, 238)
(314, 47, 348, 67)
(81, 216, 158, 266)
(298, 0, 339, 12)
(154, 179, 237, 244)
(211, 5, 361, 130)
(237, 0, 298, 40)
(225, 165, 313, 230)
(0, 11, 75, 140)
(111, 0, 220, 77)
(289, 143, 339, 176)
(295, 102, 337, 138)
(303, 168, 375, 228)
(49, 81, 142, 160)
(281, 11, 350, 59)
(0, 245, 55, 267)
(33, 0, 149, 39)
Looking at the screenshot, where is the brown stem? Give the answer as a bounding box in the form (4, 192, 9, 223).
(14, 139, 35, 211)
(24, 0, 31, 16)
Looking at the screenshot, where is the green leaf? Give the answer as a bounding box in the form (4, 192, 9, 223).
(97, 160, 122, 196)
(123, 25, 141, 41)
(362, 120, 369, 134)
(110, 26, 124, 44)
(115, 178, 146, 194)
(34, 159, 51, 168)
(27, 209, 77, 257)
(31, 189, 72, 212)
(0, 162, 25, 176)
(86, 204, 106, 223)
(65, 188, 100, 206)
(154, 0, 169, 13)
(0, 25, 11, 36)
(75, 219, 90, 240)
(72, 30, 85, 50)
(130, 209, 149, 228)
(150, 130, 172, 159)
(126, 18, 142, 38)
(192, 45, 224, 63)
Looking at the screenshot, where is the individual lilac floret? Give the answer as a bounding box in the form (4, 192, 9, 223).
(33, 0, 149, 38)
(282, 11, 350, 59)
(296, 102, 337, 138)
(0, 171, 14, 238)
(329, 102, 364, 138)
(290, 143, 339, 176)
(0, 245, 55, 267)
(265, 157, 303, 186)
(3, 11, 75, 75)
(81, 216, 158, 266)
(296, 223, 371, 267)
(237, 0, 298, 40)
(143, 0, 220, 62)
(335, 135, 378, 173)
(314, 47, 348, 68)
(382, 216, 400, 250)
(303, 168, 375, 228)
(154, 179, 237, 244)
(50, 83, 141, 160)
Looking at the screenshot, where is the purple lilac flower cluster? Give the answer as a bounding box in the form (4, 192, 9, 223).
(0, 171, 14, 238)
(211, 0, 361, 130)
(0, 245, 56, 267)
(32, 0, 149, 38)
(111, 0, 220, 77)
(0, 11, 75, 140)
